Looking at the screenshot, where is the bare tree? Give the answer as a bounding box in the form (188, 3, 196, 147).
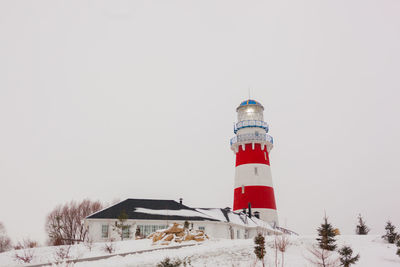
(0, 222, 12, 252)
(275, 235, 289, 267)
(306, 246, 339, 267)
(45, 199, 102, 245)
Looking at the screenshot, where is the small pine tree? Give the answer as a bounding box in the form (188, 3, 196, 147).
(382, 221, 398, 244)
(113, 210, 131, 240)
(338, 246, 360, 267)
(396, 239, 400, 257)
(254, 233, 266, 267)
(355, 214, 370, 235)
(316, 214, 337, 251)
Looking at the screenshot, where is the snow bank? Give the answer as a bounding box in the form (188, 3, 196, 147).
(1, 235, 399, 266)
(75, 235, 400, 267)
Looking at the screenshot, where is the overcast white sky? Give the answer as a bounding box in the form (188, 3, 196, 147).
(1, 0, 400, 243)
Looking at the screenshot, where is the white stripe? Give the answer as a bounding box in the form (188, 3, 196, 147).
(234, 164, 273, 188)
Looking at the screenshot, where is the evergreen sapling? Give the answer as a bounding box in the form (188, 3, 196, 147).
(338, 246, 359, 267)
(382, 221, 398, 244)
(355, 214, 370, 235)
(113, 210, 131, 240)
(316, 214, 337, 251)
(254, 233, 266, 267)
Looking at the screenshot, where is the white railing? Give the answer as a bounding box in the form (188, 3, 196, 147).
(234, 120, 269, 133)
(230, 133, 274, 146)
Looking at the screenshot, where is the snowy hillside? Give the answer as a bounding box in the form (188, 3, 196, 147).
(0, 235, 399, 266)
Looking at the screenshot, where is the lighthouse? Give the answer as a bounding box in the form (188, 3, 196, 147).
(230, 99, 278, 226)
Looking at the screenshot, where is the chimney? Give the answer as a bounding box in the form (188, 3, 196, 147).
(179, 198, 183, 204)
(248, 202, 252, 218)
(254, 211, 260, 219)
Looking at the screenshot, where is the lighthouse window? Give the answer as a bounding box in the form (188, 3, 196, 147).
(242, 185, 245, 194)
(254, 167, 258, 175)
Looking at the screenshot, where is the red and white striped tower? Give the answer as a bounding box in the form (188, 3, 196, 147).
(230, 99, 278, 226)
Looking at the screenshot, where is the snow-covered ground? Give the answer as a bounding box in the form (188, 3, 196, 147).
(0, 235, 399, 266)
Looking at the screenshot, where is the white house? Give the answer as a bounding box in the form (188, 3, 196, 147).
(85, 198, 281, 242)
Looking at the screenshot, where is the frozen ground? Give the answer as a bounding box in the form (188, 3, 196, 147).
(0, 235, 399, 266)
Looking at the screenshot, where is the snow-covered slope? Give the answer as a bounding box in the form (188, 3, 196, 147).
(74, 235, 400, 267)
(0, 235, 399, 266)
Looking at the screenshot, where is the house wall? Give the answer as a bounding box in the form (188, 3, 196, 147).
(85, 218, 270, 243)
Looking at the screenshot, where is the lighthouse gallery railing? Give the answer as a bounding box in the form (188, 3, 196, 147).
(230, 133, 274, 146)
(234, 120, 269, 133)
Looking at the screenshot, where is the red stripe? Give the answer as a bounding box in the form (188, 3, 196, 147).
(235, 143, 270, 166)
(233, 186, 277, 210)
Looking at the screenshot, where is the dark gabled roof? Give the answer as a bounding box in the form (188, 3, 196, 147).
(87, 199, 218, 221)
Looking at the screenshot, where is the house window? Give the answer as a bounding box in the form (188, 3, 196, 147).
(254, 167, 258, 175)
(138, 225, 168, 237)
(101, 225, 109, 238)
(198, 226, 205, 231)
(122, 227, 130, 239)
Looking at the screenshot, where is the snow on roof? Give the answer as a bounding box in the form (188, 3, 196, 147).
(134, 208, 215, 219)
(249, 217, 280, 232)
(195, 208, 228, 222)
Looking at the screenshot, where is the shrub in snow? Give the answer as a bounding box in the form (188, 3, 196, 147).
(184, 221, 190, 229)
(156, 257, 182, 267)
(53, 245, 72, 263)
(13, 239, 38, 264)
(135, 226, 142, 239)
(316, 214, 337, 251)
(254, 233, 266, 267)
(104, 239, 115, 254)
(396, 239, 400, 257)
(338, 246, 359, 267)
(0, 222, 12, 252)
(382, 221, 398, 244)
(355, 214, 370, 235)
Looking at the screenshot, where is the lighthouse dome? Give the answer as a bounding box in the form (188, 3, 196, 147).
(239, 99, 262, 106)
(237, 99, 264, 111)
(236, 99, 264, 121)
